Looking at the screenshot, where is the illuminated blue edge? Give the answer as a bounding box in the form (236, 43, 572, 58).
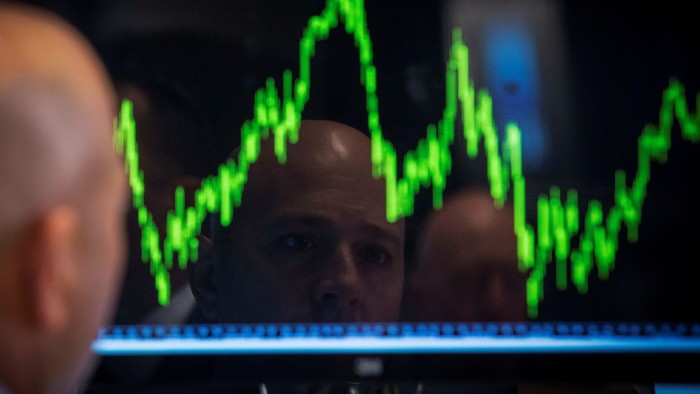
(92, 336, 700, 356)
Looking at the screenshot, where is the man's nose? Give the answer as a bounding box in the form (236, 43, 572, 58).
(313, 244, 362, 316)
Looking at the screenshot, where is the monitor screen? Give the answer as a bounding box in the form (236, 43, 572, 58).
(23, 0, 700, 391)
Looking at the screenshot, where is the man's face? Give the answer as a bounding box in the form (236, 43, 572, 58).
(406, 192, 527, 322)
(206, 123, 405, 323)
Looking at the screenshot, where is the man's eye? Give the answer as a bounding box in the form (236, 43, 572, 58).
(361, 246, 391, 265)
(281, 235, 316, 252)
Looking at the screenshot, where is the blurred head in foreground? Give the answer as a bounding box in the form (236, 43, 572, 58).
(0, 4, 127, 393)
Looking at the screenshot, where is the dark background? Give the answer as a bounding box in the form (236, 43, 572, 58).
(16, 0, 700, 323)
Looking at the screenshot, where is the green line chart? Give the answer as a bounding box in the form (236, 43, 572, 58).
(113, 0, 699, 317)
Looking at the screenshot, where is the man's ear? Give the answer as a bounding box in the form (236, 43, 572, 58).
(20, 206, 79, 332)
(188, 233, 218, 321)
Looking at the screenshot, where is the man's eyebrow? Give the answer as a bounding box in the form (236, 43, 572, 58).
(262, 214, 335, 230)
(358, 222, 403, 249)
(259, 215, 402, 247)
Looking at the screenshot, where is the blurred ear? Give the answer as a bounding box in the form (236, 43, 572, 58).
(188, 233, 218, 321)
(21, 206, 79, 332)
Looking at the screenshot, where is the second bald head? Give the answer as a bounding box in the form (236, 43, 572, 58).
(190, 120, 405, 323)
(233, 120, 384, 221)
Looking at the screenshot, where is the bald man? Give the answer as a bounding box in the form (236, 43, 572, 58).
(189, 120, 405, 323)
(406, 189, 527, 322)
(0, 4, 127, 394)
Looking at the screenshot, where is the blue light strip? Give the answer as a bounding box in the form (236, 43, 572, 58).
(93, 336, 700, 356)
(92, 322, 700, 356)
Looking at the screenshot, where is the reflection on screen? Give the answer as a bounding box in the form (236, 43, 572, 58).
(81, 0, 700, 388)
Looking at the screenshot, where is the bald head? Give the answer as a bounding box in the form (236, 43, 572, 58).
(0, 3, 116, 249)
(232, 120, 382, 223)
(407, 189, 527, 322)
(0, 4, 127, 394)
(192, 120, 405, 324)
(0, 3, 113, 104)
(252, 120, 375, 177)
(417, 190, 517, 269)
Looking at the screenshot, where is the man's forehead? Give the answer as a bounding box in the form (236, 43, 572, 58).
(225, 171, 398, 226)
(241, 152, 386, 216)
(245, 120, 373, 170)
